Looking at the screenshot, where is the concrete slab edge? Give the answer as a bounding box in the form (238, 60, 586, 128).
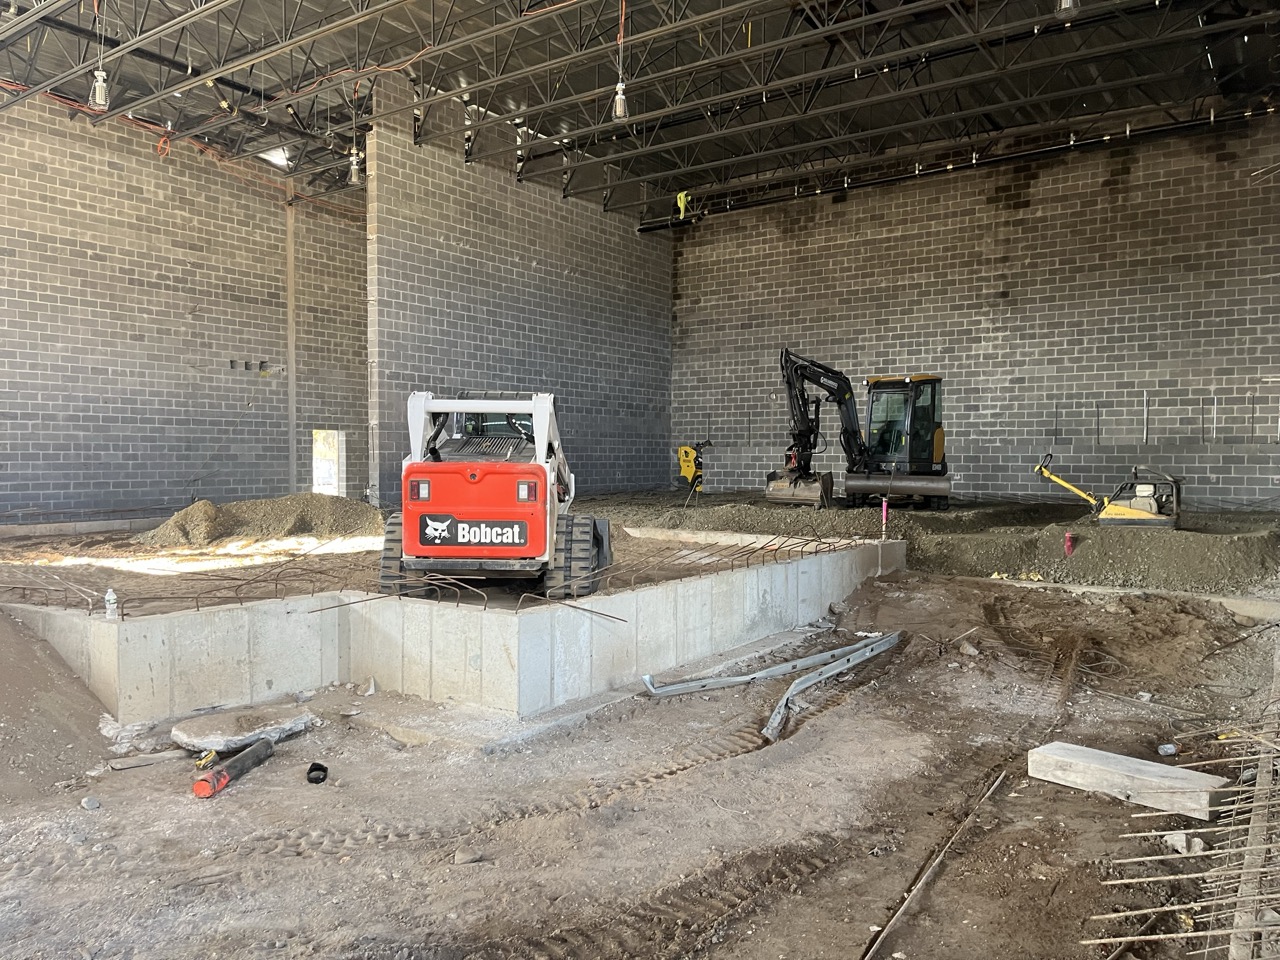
(357, 624, 837, 754)
(0, 516, 167, 539)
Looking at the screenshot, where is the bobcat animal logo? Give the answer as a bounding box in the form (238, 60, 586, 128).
(423, 517, 452, 543)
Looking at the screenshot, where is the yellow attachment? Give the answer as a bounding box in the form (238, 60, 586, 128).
(677, 445, 701, 488)
(1032, 462, 1099, 507)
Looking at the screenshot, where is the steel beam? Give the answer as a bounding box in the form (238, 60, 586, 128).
(483, 0, 1223, 171)
(413, 0, 957, 143)
(92, 0, 418, 123)
(456, 0, 1180, 163)
(560, 58, 1210, 198)
(550, 12, 1265, 194)
(0, 0, 241, 112)
(0, 0, 77, 47)
(166, 0, 602, 147)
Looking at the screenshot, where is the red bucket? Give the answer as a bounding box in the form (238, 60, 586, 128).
(1064, 532, 1077, 557)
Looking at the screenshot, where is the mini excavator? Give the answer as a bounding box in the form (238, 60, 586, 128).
(1032, 453, 1181, 527)
(764, 348, 951, 509)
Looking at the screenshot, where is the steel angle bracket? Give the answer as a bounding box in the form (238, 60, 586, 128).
(641, 634, 891, 699)
(761, 631, 901, 742)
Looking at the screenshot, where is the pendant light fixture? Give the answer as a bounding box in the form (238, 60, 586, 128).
(612, 0, 628, 121)
(86, 0, 110, 112)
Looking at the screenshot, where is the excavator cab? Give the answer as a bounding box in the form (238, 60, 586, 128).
(865, 377, 945, 475)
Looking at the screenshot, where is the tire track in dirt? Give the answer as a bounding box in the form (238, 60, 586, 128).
(366, 642, 1073, 960)
(0, 628, 1052, 894)
(1, 632, 1071, 960)
(459, 836, 845, 960)
(0, 722, 772, 891)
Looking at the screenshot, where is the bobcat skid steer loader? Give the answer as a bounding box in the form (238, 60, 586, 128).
(379, 391, 612, 599)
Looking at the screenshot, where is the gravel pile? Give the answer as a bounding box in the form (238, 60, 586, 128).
(134, 493, 384, 548)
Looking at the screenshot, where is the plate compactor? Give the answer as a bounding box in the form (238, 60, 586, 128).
(1032, 453, 1181, 527)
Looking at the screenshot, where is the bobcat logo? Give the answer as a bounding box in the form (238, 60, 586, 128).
(423, 517, 452, 543)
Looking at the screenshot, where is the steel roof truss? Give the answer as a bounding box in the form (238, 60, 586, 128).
(416, 0, 955, 140)
(542, 7, 1262, 180)
(564, 51, 1219, 197)
(92, 0, 417, 123)
(0, 0, 78, 47)
(449, 0, 1153, 158)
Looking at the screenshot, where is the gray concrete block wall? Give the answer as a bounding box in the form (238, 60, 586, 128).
(0, 99, 368, 523)
(671, 119, 1280, 507)
(295, 204, 369, 498)
(366, 76, 672, 503)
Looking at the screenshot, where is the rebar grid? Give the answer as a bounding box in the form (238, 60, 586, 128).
(1084, 694, 1280, 957)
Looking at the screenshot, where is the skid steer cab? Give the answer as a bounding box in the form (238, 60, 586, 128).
(380, 392, 612, 599)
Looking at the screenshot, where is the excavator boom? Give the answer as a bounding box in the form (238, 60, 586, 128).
(765, 349, 871, 506)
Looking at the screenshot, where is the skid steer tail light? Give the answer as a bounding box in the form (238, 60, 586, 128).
(517, 480, 538, 502)
(409, 479, 430, 501)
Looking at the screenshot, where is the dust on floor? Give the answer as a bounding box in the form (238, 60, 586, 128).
(2, 493, 1280, 959)
(0, 570, 1276, 960)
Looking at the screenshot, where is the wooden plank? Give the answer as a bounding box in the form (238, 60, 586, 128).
(1028, 741, 1232, 821)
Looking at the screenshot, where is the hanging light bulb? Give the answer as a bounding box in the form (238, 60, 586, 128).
(613, 0, 628, 123)
(87, 0, 109, 112)
(348, 150, 363, 185)
(1054, 0, 1077, 20)
(87, 69, 110, 112)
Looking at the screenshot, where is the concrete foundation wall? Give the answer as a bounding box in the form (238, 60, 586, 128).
(0, 99, 369, 524)
(670, 119, 1280, 507)
(7, 538, 902, 724)
(365, 76, 673, 503)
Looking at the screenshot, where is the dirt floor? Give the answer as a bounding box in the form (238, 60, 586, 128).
(2, 492, 1280, 960)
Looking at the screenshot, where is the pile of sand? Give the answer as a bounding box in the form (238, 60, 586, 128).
(134, 493, 385, 548)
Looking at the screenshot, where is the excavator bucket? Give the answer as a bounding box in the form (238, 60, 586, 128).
(764, 470, 834, 507)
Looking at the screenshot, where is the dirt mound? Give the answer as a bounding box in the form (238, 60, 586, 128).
(0, 609, 108, 803)
(134, 493, 384, 548)
(577, 493, 1280, 595)
(912, 523, 1280, 593)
